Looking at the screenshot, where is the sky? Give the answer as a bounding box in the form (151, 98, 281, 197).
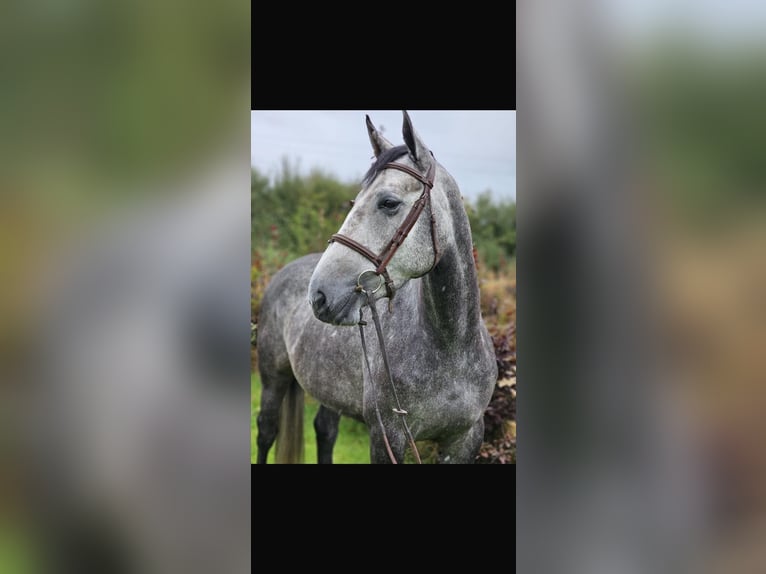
(251, 111, 516, 203)
(606, 0, 766, 44)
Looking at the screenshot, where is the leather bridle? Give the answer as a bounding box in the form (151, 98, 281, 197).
(328, 161, 438, 302)
(327, 158, 438, 464)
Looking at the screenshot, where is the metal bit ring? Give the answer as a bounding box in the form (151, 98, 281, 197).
(356, 269, 383, 294)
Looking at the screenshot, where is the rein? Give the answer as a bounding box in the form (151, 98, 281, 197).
(356, 283, 421, 464)
(330, 159, 437, 464)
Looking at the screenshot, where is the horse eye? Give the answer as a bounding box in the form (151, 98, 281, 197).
(378, 198, 402, 211)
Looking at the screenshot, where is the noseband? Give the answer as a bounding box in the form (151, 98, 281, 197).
(328, 161, 438, 302)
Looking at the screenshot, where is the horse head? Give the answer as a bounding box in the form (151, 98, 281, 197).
(308, 111, 447, 325)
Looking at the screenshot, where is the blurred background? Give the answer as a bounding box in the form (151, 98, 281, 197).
(0, 1, 250, 573)
(250, 111, 517, 463)
(519, 1, 766, 573)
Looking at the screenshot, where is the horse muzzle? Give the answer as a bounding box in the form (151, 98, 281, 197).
(308, 284, 361, 326)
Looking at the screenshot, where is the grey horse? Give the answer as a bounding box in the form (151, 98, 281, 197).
(256, 111, 497, 464)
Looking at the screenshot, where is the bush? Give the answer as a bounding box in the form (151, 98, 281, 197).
(477, 269, 517, 464)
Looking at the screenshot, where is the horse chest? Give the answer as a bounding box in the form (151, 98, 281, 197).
(365, 352, 491, 437)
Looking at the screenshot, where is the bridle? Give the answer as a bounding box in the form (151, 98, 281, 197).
(326, 159, 438, 464)
(328, 161, 438, 303)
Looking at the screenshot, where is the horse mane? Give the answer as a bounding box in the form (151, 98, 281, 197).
(362, 145, 409, 186)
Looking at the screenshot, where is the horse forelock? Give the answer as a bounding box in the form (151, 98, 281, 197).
(362, 145, 410, 187)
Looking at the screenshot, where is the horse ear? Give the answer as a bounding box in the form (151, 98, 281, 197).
(366, 115, 394, 157)
(402, 110, 432, 170)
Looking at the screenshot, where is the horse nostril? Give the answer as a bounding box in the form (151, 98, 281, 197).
(312, 290, 327, 310)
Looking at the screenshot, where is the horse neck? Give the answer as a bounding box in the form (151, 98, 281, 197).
(419, 188, 484, 346)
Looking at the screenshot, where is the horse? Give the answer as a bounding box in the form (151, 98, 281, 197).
(255, 111, 497, 464)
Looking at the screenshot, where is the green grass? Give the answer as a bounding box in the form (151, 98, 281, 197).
(251, 372, 370, 464)
(0, 523, 37, 574)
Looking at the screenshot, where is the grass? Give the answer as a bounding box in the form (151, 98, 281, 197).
(251, 372, 371, 464)
(0, 523, 36, 574)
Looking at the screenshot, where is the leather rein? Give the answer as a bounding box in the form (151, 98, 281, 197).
(328, 160, 438, 464)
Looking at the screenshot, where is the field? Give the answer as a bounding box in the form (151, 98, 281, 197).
(251, 373, 370, 464)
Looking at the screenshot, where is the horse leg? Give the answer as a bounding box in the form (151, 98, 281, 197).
(437, 419, 485, 464)
(313, 405, 341, 464)
(255, 371, 294, 464)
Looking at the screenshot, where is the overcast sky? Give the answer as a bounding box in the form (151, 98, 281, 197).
(251, 111, 516, 203)
(606, 0, 766, 43)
